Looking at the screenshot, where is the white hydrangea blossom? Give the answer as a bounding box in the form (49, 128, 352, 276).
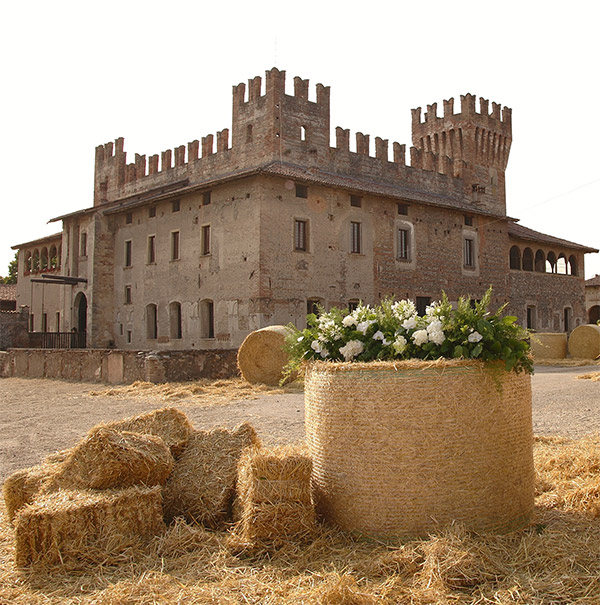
(412, 329, 429, 346)
(401, 316, 417, 330)
(428, 329, 445, 345)
(356, 320, 375, 335)
(468, 331, 483, 343)
(393, 334, 407, 353)
(392, 299, 416, 321)
(339, 339, 364, 361)
(342, 315, 357, 327)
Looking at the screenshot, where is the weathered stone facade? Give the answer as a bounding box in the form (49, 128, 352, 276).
(586, 275, 600, 324)
(12, 68, 598, 352)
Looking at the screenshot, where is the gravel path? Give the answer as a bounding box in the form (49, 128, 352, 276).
(1, 365, 598, 483)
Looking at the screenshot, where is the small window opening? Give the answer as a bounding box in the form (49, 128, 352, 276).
(307, 299, 322, 316)
(350, 195, 362, 208)
(397, 228, 410, 261)
(463, 238, 475, 268)
(527, 306, 536, 330)
(171, 231, 180, 261)
(464, 215, 473, 226)
(200, 300, 215, 338)
(149, 206, 156, 218)
(350, 221, 362, 254)
(124, 240, 132, 267)
(397, 203, 409, 215)
(125, 212, 133, 224)
(202, 225, 211, 255)
(294, 219, 308, 251)
(295, 184, 308, 198)
(124, 285, 132, 305)
(172, 200, 180, 212)
(147, 235, 156, 264)
(202, 191, 211, 206)
(416, 297, 431, 316)
(348, 300, 359, 312)
(300, 126, 306, 141)
(170, 301, 183, 339)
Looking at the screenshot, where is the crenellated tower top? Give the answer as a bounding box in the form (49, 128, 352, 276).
(411, 94, 512, 215)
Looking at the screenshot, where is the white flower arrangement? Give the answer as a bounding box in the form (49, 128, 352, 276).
(285, 287, 533, 376)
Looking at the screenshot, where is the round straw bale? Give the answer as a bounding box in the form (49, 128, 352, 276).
(305, 359, 534, 537)
(42, 428, 174, 492)
(568, 324, 600, 359)
(530, 333, 567, 360)
(13, 486, 165, 567)
(163, 422, 260, 528)
(237, 325, 292, 385)
(95, 407, 194, 458)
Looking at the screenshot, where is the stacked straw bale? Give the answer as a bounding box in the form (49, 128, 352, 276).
(41, 427, 174, 493)
(163, 422, 260, 527)
(530, 333, 567, 359)
(568, 324, 600, 359)
(96, 406, 194, 457)
(14, 486, 165, 567)
(235, 445, 316, 545)
(237, 325, 292, 385)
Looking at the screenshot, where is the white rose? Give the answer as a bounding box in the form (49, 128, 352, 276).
(468, 331, 483, 343)
(402, 316, 417, 330)
(412, 329, 429, 346)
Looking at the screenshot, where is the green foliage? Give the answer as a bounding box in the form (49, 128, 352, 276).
(1, 252, 18, 284)
(284, 287, 533, 379)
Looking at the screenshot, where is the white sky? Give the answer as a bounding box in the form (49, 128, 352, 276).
(1, 1, 599, 280)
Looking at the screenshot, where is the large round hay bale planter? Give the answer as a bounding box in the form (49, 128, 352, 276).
(237, 325, 292, 385)
(305, 359, 534, 537)
(568, 324, 600, 359)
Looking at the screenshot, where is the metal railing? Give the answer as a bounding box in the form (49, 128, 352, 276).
(28, 331, 87, 349)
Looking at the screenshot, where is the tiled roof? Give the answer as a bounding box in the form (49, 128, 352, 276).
(586, 275, 600, 287)
(508, 222, 598, 253)
(0, 284, 17, 301)
(11, 232, 63, 250)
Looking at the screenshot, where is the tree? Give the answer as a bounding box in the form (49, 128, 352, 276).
(1, 252, 18, 284)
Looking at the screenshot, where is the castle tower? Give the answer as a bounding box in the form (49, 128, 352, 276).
(411, 95, 512, 215)
(231, 67, 331, 166)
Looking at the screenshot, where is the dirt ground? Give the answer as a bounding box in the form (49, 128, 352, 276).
(1, 365, 599, 483)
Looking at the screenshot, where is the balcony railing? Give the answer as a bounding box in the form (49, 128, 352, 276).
(28, 331, 87, 349)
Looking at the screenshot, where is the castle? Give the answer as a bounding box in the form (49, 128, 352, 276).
(12, 68, 598, 350)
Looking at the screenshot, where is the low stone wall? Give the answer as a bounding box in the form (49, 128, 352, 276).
(0, 349, 239, 383)
(0, 310, 29, 350)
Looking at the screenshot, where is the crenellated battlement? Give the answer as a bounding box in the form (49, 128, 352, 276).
(411, 94, 511, 127)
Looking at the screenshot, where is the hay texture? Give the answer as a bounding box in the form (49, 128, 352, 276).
(235, 445, 316, 545)
(42, 428, 174, 492)
(237, 325, 292, 385)
(530, 332, 567, 359)
(568, 324, 600, 359)
(163, 422, 259, 527)
(13, 485, 165, 567)
(97, 406, 194, 457)
(305, 359, 535, 537)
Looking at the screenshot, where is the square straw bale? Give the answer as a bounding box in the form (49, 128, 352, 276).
(237, 444, 312, 505)
(162, 422, 260, 528)
(3, 462, 57, 524)
(14, 485, 165, 567)
(96, 407, 194, 457)
(42, 428, 174, 493)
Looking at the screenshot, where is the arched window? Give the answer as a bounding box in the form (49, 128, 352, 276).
(534, 249, 545, 273)
(522, 248, 534, 271)
(32, 249, 40, 272)
(41, 247, 49, 270)
(300, 125, 307, 141)
(200, 299, 214, 338)
(24, 251, 32, 274)
(169, 301, 182, 339)
(58, 245, 62, 266)
(557, 254, 568, 275)
(568, 255, 578, 276)
(146, 304, 158, 339)
(509, 245, 521, 270)
(546, 251, 557, 274)
(49, 245, 58, 269)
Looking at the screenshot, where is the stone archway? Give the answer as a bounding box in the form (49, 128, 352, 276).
(73, 292, 87, 347)
(589, 305, 600, 325)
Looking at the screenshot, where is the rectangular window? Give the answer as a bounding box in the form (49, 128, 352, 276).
(41, 313, 47, 332)
(124, 285, 132, 305)
(350, 221, 362, 254)
(295, 184, 308, 199)
(124, 240, 132, 267)
(29, 314, 34, 332)
(464, 238, 475, 267)
(464, 215, 473, 226)
(202, 191, 211, 206)
(127, 330, 132, 344)
(416, 297, 431, 316)
(397, 228, 410, 261)
(350, 195, 362, 208)
(147, 235, 156, 264)
(348, 300, 359, 312)
(171, 231, 180, 260)
(119, 323, 124, 336)
(202, 225, 211, 255)
(80, 232, 87, 257)
(149, 206, 156, 218)
(55, 312, 60, 333)
(294, 219, 308, 251)
(125, 212, 133, 224)
(526, 306, 536, 330)
(398, 203, 409, 215)
(172, 200, 180, 212)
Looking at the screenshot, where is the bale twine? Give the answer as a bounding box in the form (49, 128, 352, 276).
(235, 445, 316, 545)
(41, 428, 174, 493)
(237, 325, 292, 385)
(96, 407, 194, 457)
(162, 422, 260, 528)
(14, 486, 165, 567)
(530, 333, 567, 360)
(568, 324, 600, 359)
(305, 359, 534, 537)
